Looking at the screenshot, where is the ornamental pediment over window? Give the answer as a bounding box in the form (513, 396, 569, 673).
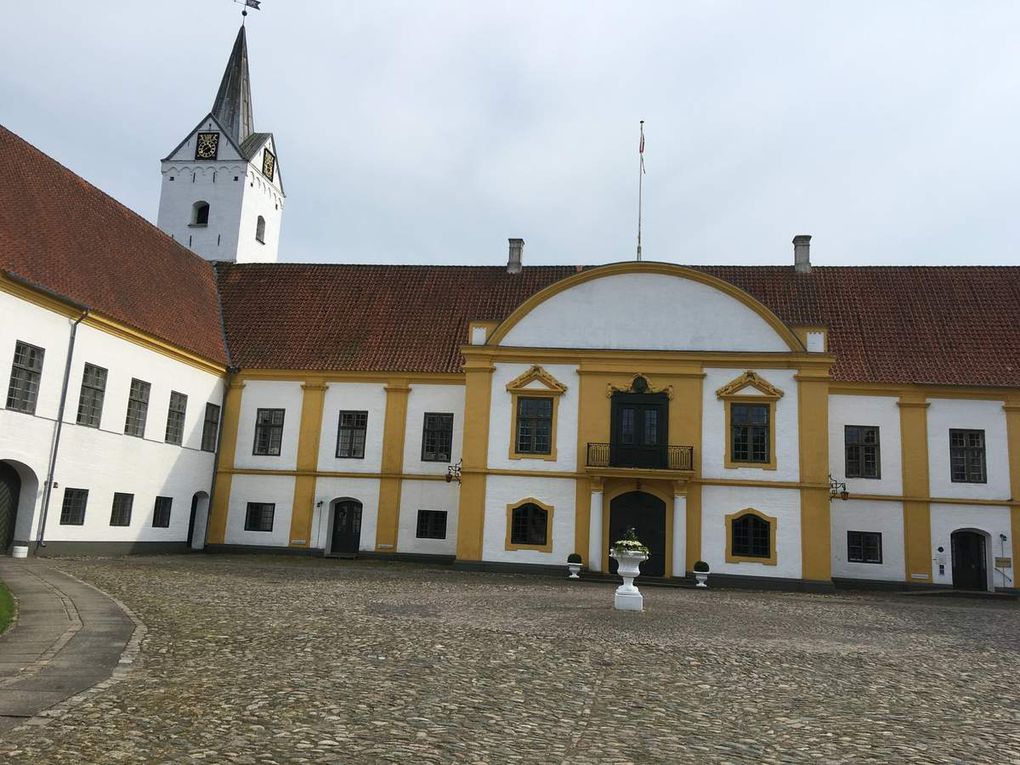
(715, 371, 784, 400)
(605, 374, 674, 400)
(506, 365, 568, 395)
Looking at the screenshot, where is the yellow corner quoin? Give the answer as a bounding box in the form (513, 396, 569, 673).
(898, 394, 932, 582)
(1004, 401, 1020, 576)
(797, 367, 831, 582)
(207, 378, 246, 545)
(505, 498, 555, 553)
(288, 379, 328, 548)
(724, 507, 779, 565)
(485, 261, 808, 352)
(0, 272, 227, 376)
(506, 365, 566, 462)
(717, 371, 784, 471)
(375, 380, 411, 551)
(455, 358, 494, 561)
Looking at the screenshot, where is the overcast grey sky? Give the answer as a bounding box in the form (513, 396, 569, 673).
(3, 1, 1019, 266)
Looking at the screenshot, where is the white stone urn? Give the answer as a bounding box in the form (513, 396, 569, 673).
(610, 549, 649, 611)
(695, 572, 708, 588)
(567, 562, 581, 579)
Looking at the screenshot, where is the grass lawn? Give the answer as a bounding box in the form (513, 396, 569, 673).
(0, 580, 14, 634)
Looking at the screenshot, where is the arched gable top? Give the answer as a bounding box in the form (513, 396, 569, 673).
(490, 262, 805, 353)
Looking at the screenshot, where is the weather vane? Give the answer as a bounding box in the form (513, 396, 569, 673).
(235, 0, 262, 22)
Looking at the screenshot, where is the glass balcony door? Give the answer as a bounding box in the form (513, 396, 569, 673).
(610, 392, 668, 468)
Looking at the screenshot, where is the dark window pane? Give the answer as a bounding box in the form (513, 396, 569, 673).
(515, 397, 553, 455)
(59, 488, 89, 525)
(253, 408, 285, 455)
(416, 509, 447, 539)
(731, 514, 770, 557)
(845, 426, 880, 478)
(949, 429, 986, 483)
(422, 413, 454, 462)
(124, 378, 151, 437)
(510, 503, 548, 546)
(244, 502, 275, 531)
(165, 391, 188, 445)
(847, 531, 882, 564)
(6, 341, 45, 414)
(201, 403, 221, 452)
(110, 492, 133, 527)
(337, 410, 368, 458)
(76, 363, 107, 427)
(152, 496, 173, 528)
(731, 404, 769, 464)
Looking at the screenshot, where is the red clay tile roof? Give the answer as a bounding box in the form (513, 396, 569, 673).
(217, 263, 1020, 388)
(0, 126, 228, 366)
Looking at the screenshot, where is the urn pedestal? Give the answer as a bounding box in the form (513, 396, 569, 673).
(610, 550, 648, 611)
(567, 563, 581, 579)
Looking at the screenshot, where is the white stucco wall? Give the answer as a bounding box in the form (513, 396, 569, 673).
(482, 475, 576, 565)
(487, 363, 579, 472)
(234, 381, 304, 471)
(223, 473, 295, 547)
(403, 384, 465, 475)
(929, 503, 1013, 591)
(311, 476, 382, 553)
(828, 395, 903, 496)
(700, 485, 803, 579)
(498, 271, 792, 352)
(829, 499, 906, 582)
(317, 383, 387, 473)
(927, 399, 1010, 500)
(701, 368, 799, 482)
(0, 292, 223, 546)
(395, 479, 460, 556)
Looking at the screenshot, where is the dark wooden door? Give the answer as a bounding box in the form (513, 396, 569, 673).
(331, 500, 363, 554)
(611, 393, 668, 468)
(186, 494, 198, 548)
(951, 531, 987, 591)
(0, 462, 21, 552)
(608, 491, 666, 577)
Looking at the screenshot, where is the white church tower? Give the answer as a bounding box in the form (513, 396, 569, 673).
(157, 25, 284, 263)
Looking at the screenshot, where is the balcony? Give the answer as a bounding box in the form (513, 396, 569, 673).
(586, 443, 695, 472)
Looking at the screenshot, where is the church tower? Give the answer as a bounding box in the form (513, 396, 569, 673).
(157, 26, 284, 263)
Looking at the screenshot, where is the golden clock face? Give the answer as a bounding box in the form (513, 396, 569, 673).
(195, 132, 219, 160)
(262, 149, 276, 181)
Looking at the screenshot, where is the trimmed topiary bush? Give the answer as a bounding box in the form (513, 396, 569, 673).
(693, 560, 710, 573)
(567, 552, 583, 564)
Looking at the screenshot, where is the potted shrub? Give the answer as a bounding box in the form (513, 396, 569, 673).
(610, 527, 650, 611)
(567, 552, 583, 579)
(693, 560, 710, 588)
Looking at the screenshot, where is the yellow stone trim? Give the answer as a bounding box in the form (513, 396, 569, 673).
(486, 262, 806, 351)
(798, 368, 831, 582)
(505, 497, 555, 553)
(1004, 399, 1020, 580)
(236, 369, 464, 384)
(376, 380, 411, 550)
(505, 366, 566, 462)
(506, 365, 568, 395)
(288, 378, 328, 547)
(0, 272, 227, 376)
(724, 507, 778, 565)
(463, 345, 834, 370)
(601, 480, 676, 576)
(715, 370, 786, 399)
(606, 374, 674, 399)
(830, 382, 1020, 399)
(899, 393, 932, 582)
(456, 361, 495, 561)
(207, 378, 246, 545)
(721, 397, 778, 471)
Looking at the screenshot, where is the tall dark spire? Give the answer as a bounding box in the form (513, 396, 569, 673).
(211, 26, 254, 144)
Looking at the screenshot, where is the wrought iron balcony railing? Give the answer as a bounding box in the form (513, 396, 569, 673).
(586, 443, 695, 471)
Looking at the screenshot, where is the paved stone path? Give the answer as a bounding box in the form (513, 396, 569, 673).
(1, 555, 1019, 763)
(0, 558, 139, 732)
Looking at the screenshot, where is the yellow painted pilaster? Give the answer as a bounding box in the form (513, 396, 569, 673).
(207, 378, 245, 545)
(455, 356, 494, 561)
(1004, 401, 1020, 576)
(899, 393, 932, 582)
(376, 380, 411, 551)
(674, 369, 702, 575)
(798, 369, 832, 583)
(288, 378, 327, 547)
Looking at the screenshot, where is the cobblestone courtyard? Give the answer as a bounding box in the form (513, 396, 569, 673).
(1, 556, 1019, 763)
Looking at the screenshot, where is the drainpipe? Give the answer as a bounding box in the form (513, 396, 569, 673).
(36, 308, 89, 549)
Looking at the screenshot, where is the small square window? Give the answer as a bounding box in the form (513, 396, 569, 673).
(245, 502, 275, 532)
(847, 531, 882, 564)
(416, 510, 447, 539)
(59, 488, 89, 526)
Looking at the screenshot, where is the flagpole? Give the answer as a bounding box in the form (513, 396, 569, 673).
(636, 120, 644, 261)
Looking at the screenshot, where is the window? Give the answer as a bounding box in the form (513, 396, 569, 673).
(421, 413, 453, 462)
(201, 403, 220, 452)
(950, 429, 986, 483)
(165, 391, 188, 445)
(109, 492, 133, 527)
(847, 531, 882, 563)
(152, 496, 173, 528)
(510, 502, 548, 547)
(76, 363, 108, 428)
(124, 378, 151, 438)
(245, 502, 275, 532)
(730, 403, 770, 464)
(256, 215, 266, 243)
(336, 410, 368, 458)
(731, 513, 771, 558)
(6, 341, 44, 414)
(416, 510, 447, 539)
(515, 397, 553, 455)
(253, 408, 285, 456)
(59, 488, 88, 526)
(845, 425, 880, 479)
(192, 201, 210, 226)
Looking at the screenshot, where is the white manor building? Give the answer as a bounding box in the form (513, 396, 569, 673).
(1, 26, 1018, 593)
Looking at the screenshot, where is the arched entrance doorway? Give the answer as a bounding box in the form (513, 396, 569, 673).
(951, 529, 990, 591)
(0, 461, 22, 553)
(187, 491, 210, 551)
(608, 491, 666, 577)
(329, 499, 363, 555)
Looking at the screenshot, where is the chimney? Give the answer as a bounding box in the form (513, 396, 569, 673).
(793, 234, 812, 274)
(507, 238, 524, 274)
